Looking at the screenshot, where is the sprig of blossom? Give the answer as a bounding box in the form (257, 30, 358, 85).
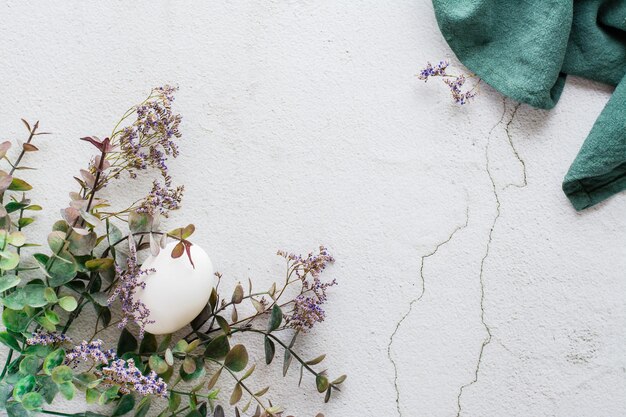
(26, 331, 71, 346)
(65, 339, 116, 365)
(418, 60, 449, 80)
(113, 85, 182, 180)
(279, 246, 337, 331)
(100, 358, 167, 397)
(137, 178, 184, 217)
(108, 241, 155, 338)
(418, 60, 479, 105)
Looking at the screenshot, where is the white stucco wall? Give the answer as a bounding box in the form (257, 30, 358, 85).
(1, 1, 625, 416)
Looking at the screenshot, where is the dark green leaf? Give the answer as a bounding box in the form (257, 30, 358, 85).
(134, 395, 151, 417)
(264, 336, 275, 365)
(316, 374, 329, 393)
(215, 315, 230, 335)
(112, 394, 135, 416)
(204, 335, 230, 360)
(267, 305, 283, 332)
(224, 345, 248, 372)
(139, 333, 157, 354)
(117, 328, 138, 356)
(0, 331, 21, 352)
(6, 402, 29, 417)
(168, 392, 181, 411)
(36, 375, 58, 404)
(190, 304, 211, 331)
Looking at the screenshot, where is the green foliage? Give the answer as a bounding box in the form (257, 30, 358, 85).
(0, 331, 21, 352)
(112, 394, 135, 416)
(224, 345, 248, 373)
(43, 349, 65, 375)
(117, 328, 138, 356)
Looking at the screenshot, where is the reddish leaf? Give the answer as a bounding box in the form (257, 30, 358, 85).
(171, 241, 184, 259)
(184, 241, 195, 268)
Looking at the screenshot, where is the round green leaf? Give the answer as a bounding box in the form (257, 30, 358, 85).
(0, 250, 20, 270)
(58, 296, 77, 312)
(2, 308, 29, 332)
(267, 305, 283, 332)
(0, 274, 20, 292)
(20, 391, 43, 411)
(51, 365, 73, 384)
(112, 394, 135, 416)
(12, 374, 35, 401)
(44, 349, 66, 375)
(224, 344, 248, 372)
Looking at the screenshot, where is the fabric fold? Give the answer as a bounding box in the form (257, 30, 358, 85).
(432, 0, 626, 210)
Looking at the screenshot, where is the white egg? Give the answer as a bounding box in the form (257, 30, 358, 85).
(135, 241, 214, 335)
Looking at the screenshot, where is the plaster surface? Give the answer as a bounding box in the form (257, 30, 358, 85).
(0, 1, 625, 416)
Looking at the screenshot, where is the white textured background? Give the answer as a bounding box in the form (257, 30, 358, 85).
(1, 1, 625, 416)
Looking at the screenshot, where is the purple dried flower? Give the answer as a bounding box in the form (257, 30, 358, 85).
(417, 60, 449, 81)
(26, 331, 71, 346)
(65, 339, 116, 365)
(281, 246, 337, 332)
(100, 358, 167, 397)
(108, 241, 154, 338)
(137, 178, 184, 217)
(418, 61, 478, 105)
(116, 85, 182, 180)
(444, 74, 477, 105)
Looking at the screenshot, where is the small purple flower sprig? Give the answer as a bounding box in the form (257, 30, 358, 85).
(418, 60, 481, 105)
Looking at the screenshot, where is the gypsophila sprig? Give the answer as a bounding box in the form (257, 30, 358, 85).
(0, 87, 344, 417)
(418, 60, 480, 104)
(25, 331, 71, 346)
(107, 239, 155, 339)
(99, 358, 167, 397)
(65, 339, 116, 365)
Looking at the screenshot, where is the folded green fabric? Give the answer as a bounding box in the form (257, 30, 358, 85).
(432, 0, 626, 210)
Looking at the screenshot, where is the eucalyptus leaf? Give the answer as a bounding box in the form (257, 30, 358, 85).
(224, 345, 248, 372)
(0, 274, 19, 292)
(135, 396, 151, 417)
(264, 336, 275, 365)
(12, 375, 36, 400)
(2, 308, 29, 332)
(43, 349, 65, 375)
(58, 296, 77, 312)
(204, 335, 230, 360)
(20, 392, 43, 411)
(267, 305, 283, 332)
(117, 328, 138, 356)
(229, 383, 242, 405)
(0, 331, 21, 351)
(112, 394, 135, 416)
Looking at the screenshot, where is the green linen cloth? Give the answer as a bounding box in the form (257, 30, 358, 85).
(431, 0, 626, 210)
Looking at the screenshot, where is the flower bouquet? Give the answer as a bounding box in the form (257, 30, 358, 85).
(0, 87, 344, 417)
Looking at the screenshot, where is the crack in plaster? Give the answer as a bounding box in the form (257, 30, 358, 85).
(456, 98, 526, 417)
(503, 103, 526, 190)
(388, 204, 469, 417)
